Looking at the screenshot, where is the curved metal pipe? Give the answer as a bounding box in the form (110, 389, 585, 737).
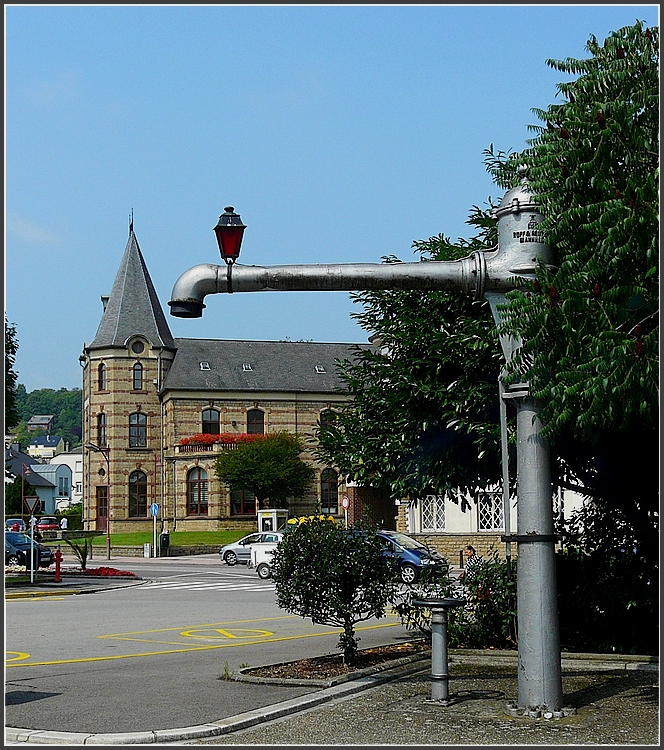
(169, 255, 488, 318)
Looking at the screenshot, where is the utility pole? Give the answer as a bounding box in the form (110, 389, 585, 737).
(169, 171, 563, 711)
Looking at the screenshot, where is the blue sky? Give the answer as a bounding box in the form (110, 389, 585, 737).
(5, 4, 659, 392)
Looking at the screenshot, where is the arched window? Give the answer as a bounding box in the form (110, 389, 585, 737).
(132, 362, 143, 391)
(247, 409, 264, 434)
(97, 413, 107, 447)
(98, 363, 107, 391)
(128, 471, 148, 517)
(187, 467, 209, 516)
(129, 412, 147, 448)
(321, 468, 339, 514)
(202, 408, 220, 435)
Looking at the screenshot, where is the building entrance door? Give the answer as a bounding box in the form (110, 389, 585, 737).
(96, 485, 108, 532)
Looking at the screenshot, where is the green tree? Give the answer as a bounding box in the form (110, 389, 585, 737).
(316, 207, 506, 506)
(486, 21, 658, 568)
(214, 432, 315, 510)
(488, 21, 658, 438)
(15, 386, 83, 447)
(5, 317, 20, 430)
(4, 476, 35, 516)
(271, 517, 397, 665)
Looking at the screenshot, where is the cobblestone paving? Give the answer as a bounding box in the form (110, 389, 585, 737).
(191, 665, 659, 745)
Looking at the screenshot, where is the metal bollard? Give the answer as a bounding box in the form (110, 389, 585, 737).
(413, 598, 465, 703)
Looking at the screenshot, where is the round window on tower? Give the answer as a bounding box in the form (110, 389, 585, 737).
(131, 341, 145, 354)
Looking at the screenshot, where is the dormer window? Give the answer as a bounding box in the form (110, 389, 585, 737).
(200, 362, 211, 371)
(315, 365, 326, 373)
(131, 340, 145, 354)
(242, 363, 253, 371)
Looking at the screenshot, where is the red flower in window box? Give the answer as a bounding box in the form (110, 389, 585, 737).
(179, 433, 266, 446)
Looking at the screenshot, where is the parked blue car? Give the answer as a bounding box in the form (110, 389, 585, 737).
(375, 530, 449, 584)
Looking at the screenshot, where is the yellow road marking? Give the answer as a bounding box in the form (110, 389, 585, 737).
(180, 627, 273, 640)
(6, 651, 30, 662)
(6, 618, 401, 668)
(98, 614, 296, 639)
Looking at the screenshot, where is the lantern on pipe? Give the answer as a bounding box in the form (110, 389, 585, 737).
(214, 207, 246, 265)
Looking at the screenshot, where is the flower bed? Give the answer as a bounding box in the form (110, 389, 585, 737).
(179, 432, 265, 446)
(60, 566, 137, 578)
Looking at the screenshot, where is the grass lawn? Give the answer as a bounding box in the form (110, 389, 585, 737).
(88, 530, 248, 547)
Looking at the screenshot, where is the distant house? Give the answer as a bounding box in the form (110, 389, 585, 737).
(4, 444, 57, 515)
(27, 415, 55, 433)
(28, 463, 73, 515)
(28, 435, 66, 460)
(47, 445, 83, 508)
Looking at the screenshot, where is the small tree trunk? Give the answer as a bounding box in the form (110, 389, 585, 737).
(339, 617, 358, 666)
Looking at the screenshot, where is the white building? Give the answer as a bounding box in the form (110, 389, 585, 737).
(46, 446, 83, 509)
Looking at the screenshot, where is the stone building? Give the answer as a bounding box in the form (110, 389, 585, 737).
(79, 229, 381, 536)
(80, 228, 580, 558)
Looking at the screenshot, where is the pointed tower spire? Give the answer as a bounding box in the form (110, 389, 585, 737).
(88, 229, 175, 350)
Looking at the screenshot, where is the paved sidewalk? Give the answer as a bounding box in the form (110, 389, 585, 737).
(5, 651, 658, 746)
(5, 563, 658, 746)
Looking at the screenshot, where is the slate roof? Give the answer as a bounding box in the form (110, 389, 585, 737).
(162, 338, 372, 394)
(27, 415, 54, 426)
(88, 229, 175, 350)
(4, 448, 53, 486)
(5, 447, 39, 477)
(29, 436, 64, 448)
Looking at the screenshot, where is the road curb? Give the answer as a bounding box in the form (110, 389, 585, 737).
(6, 589, 81, 599)
(4, 659, 429, 745)
(5, 651, 658, 744)
(5, 579, 146, 598)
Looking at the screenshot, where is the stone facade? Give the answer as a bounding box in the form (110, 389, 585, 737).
(80, 229, 366, 535)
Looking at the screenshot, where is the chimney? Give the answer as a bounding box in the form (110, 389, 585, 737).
(101, 295, 110, 312)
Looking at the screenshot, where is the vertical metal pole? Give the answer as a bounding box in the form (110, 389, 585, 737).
(516, 397, 562, 711)
(430, 609, 448, 701)
(30, 519, 35, 584)
(105, 452, 111, 561)
(498, 379, 512, 574)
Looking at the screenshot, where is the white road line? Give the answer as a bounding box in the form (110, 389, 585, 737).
(145, 581, 275, 591)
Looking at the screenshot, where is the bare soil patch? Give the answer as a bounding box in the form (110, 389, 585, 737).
(242, 640, 430, 680)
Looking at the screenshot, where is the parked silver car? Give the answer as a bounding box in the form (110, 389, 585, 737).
(219, 531, 284, 566)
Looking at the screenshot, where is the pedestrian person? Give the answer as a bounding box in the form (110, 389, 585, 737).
(60, 517, 68, 530)
(461, 545, 483, 581)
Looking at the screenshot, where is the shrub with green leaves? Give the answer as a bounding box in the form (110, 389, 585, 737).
(392, 551, 517, 650)
(271, 517, 398, 665)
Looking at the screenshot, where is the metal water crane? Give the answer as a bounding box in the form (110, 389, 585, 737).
(169, 168, 563, 711)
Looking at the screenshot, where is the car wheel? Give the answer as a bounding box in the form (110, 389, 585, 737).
(400, 563, 418, 585)
(7, 554, 20, 567)
(256, 563, 272, 580)
(224, 551, 238, 566)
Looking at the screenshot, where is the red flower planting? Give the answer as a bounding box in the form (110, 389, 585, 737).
(62, 567, 137, 577)
(179, 433, 265, 446)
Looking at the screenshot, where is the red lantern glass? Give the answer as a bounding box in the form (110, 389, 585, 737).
(214, 207, 246, 264)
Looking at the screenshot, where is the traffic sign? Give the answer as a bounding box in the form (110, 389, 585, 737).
(341, 495, 350, 509)
(24, 496, 40, 514)
(149, 503, 159, 517)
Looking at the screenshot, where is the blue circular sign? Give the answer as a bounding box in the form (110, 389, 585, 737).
(149, 503, 159, 517)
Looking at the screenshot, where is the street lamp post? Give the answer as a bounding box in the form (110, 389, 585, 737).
(168, 175, 563, 712)
(85, 442, 111, 560)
